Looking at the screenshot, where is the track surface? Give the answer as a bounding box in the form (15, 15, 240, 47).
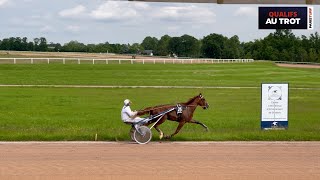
(277, 63, 320, 69)
(0, 142, 319, 180)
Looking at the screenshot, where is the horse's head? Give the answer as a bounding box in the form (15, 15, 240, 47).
(197, 93, 209, 109)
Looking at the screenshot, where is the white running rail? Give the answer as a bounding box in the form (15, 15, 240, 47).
(0, 58, 254, 64)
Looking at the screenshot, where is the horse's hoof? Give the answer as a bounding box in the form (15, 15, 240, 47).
(159, 132, 164, 140)
(164, 135, 171, 139)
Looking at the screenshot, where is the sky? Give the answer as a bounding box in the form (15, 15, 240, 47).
(0, 0, 318, 45)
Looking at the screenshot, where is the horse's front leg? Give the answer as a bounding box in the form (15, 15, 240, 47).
(165, 121, 186, 139)
(189, 119, 209, 131)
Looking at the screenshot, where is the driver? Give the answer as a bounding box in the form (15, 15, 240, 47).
(121, 99, 144, 124)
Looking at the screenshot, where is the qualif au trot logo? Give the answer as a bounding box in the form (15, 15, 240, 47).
(259, 7, 313, 30)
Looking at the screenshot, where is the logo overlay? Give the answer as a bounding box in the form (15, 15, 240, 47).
(259, 7, 313, 30)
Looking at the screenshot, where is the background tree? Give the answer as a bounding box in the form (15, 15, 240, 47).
(141, 36, 158, 52)
(33, 38, 40, 51)
(27, 42, 34, 51)
(309, 48, 317, 62)
(128, 43, 143, 54)
(54, 43, 62, 52)
(38, 37, 48, 52)
(0, 30, 320, 62)
(61, 41, 86, 52)
(156, 35, 171, 56)
(201, 33, 226, 58)
(168, 37, 182, 57)
(180, 34, 200, 58)
(21, 37, 28, 51)
(223, 35, 241, 58)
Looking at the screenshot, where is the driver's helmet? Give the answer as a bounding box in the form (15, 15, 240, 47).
(124, 99, 131, 106)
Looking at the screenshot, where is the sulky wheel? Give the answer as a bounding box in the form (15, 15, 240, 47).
(133, 126, 152, 144)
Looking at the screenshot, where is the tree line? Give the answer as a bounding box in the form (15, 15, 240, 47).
(0, 29, 319, 62)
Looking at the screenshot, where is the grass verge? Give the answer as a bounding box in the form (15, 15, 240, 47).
(0, 87, 319, 141)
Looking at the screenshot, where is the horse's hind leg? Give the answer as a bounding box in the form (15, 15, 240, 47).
(165, 121, 186, 139)
(154, 126, 164, 139)
(189, 119, 209, 131)
(153, 116, 166, 139)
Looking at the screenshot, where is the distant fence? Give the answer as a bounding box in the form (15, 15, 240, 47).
(0, 58, 254, 64)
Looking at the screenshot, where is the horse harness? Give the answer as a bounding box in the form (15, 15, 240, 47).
(176, 104, 186, 120)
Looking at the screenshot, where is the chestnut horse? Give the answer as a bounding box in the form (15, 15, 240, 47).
(137, 93, 209, 139)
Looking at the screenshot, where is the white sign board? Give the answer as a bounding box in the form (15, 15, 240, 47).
(261, 83, 288, 130)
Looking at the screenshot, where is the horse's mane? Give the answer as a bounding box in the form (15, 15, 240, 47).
(183, 95, 199, 105)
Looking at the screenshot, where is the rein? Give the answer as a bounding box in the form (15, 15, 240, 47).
(139, 104, 206, 113)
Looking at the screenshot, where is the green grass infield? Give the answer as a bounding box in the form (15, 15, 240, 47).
(0, 62, 319, 141)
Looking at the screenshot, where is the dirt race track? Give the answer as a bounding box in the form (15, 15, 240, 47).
(276, 63, 320, 69)
(0, 142, 319, 180)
